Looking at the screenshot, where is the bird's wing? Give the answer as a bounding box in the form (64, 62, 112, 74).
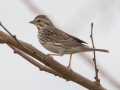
(43, 27, 88, 47)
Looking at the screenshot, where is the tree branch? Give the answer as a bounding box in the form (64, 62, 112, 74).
(0, 29, 106, 90)
(8, 44, 70, 80)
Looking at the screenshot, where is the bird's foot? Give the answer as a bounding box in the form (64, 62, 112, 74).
(47, 54, 53, 57)
(47, 53, 63, 57)
(66, 66, 73, 72)
(46, 54, 54, 59)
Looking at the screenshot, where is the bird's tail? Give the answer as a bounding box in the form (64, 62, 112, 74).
(83, 47, 109, 53)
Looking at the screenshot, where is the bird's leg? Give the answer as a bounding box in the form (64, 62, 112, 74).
(47, 53, 73, 71)
(47, 53, 63, 57)
(67, 54, 72, 70)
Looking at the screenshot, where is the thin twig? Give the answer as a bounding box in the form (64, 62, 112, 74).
(0, 22, 24, 48)
(79, 53, 120, 89)
(90, 23, 100, 84)
(0, 22, 35, 53)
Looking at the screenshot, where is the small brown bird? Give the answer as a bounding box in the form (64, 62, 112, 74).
(29, 15, 108, 69)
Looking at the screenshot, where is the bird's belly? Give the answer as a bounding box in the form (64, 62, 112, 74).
(40, 42, 60, 53)
(40, 42, 80, 54)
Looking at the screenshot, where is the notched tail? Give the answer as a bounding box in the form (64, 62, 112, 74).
(85, 47, 109, 53)
(94, 49, 109, 53)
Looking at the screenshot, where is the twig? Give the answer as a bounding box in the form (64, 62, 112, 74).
(0, 22, 35, 53)
(79, 53, 120, 89)
(0, 22, 24, 48)
(90, 23, 100, 84)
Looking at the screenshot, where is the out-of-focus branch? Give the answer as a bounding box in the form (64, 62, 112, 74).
(22, 0, 43, 15)
(8, 44, 70, 81)
(0, 29, 106, 90)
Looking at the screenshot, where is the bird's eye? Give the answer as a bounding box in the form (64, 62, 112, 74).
(37, 19, 41, 22)
(35, 18, 41, 22)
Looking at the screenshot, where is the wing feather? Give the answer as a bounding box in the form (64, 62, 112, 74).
(42, 27, 88, 47)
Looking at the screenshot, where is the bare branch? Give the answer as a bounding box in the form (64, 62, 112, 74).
(8, 44, 70, 80)
(0, 30, 106, 90)
(90, 23, 100, 84)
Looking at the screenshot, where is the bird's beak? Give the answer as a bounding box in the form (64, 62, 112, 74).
(29, 20, 35, 24)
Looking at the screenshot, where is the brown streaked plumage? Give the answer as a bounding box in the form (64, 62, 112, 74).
(29, 15, 109, 69)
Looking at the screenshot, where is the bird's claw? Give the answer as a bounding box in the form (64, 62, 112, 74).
(66, 66, 73, 71)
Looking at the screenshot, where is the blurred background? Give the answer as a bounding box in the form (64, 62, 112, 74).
(0, 0, 120, 90)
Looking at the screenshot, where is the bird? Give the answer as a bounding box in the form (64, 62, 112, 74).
(29, 15, 109, 69)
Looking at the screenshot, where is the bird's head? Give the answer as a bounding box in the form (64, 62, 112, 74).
(29, 15, 53, 28)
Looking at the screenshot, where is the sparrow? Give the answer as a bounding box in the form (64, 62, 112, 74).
(29, 15, 109, 69)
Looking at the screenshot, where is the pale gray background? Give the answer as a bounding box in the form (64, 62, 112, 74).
(0, 0, 120, 90)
